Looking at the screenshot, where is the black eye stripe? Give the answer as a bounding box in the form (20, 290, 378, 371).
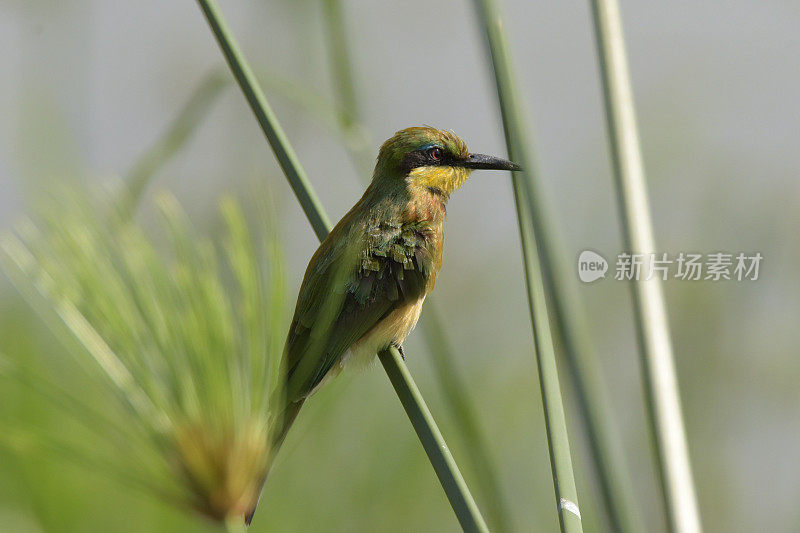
(399, 146, 457, 172)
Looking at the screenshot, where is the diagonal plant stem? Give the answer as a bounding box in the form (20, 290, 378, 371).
(470, 0, 644, 532)
(379, 346, 489, 533)
(193, 0, 489, 529)
(119, 71, 228, 219)
(195, 0, 331, 240)
(472, 0, 586, 531)
(320, 2, 511, 530)
(224, 516, 248, 533)
(117, 65, 355, 222)
(320, 0, 374, 178)
(587, 1, 702, 532)
(321, 0, 358, 126)
(510, 174, 583, 533)
(418, 308, 513, 531)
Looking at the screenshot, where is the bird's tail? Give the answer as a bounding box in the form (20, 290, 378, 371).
(243, 398, 306, 526)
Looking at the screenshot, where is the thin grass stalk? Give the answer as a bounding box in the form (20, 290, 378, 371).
(225, 516, 248, 533)
(195, 0, 331, 241)
(320, 0, 358, 131)
(320, 0, 374, 177)
(119, 71, 227, 219)
(379, 346, 489, 533)
(319, 3, 511, 529)
(419, 307, 512, 532)
(471, 0, 644, 531)
(587, 1, 702, 532)
(546, 282, 644, 533)
(511, 172, 583, 533)
(471, 1, 585, 531)
(0, 240, 162, 430)
(118, 65, 355, 222)
(193, 0, 489, 528)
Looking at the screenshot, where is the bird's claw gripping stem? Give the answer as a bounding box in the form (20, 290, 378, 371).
(391, 342, 405, 360)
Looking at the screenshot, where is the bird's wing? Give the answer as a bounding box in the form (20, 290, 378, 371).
(284, 217, 436, 401)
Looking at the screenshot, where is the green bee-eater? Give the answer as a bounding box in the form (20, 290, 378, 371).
(247, 126, 519, 524)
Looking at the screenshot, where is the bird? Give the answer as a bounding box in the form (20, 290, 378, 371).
(245, 126, 519, 525)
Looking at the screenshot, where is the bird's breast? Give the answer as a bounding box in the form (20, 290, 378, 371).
(341, 296, 426, 371)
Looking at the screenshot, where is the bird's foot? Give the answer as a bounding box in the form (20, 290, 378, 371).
(391, 342, 405, 360)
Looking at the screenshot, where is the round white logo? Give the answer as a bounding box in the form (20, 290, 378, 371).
(578, 250, 608, 283)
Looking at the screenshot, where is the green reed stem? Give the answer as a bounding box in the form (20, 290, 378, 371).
(193, 0, 489, 529)
(472, 0, 585, 531)
(587, 1, 702, 532)
(320, 3, 511, 529)
(471, 1, 644, 532)
(118, 65, 355, 222)
(511, 170, 583, 533)
(320, 0, 374, 177)
(195, 0, 331, 241)
(224, 515, 248, 533)
(379, 346, 489, 533)
(419, 307, 512, 531)
(119, 71, 227, 219)
(321, 0, 358, 130)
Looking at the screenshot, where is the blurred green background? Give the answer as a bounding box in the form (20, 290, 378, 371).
(1, 1, 799, 532)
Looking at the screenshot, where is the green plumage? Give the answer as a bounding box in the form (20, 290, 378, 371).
(284, 188, 437, 402)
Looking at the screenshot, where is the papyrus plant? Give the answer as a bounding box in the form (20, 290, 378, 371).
(1, 186, 286, 526)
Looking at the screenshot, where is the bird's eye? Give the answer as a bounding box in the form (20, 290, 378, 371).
(427, 147, 443, 161)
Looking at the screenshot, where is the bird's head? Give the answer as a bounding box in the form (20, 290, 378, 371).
(373, 126, 521, 198)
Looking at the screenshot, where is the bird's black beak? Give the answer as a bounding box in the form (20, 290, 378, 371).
(461, 153, 521, 171)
